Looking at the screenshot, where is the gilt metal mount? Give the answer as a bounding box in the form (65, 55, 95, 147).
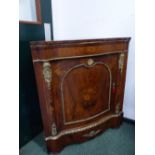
(51, 122, 57, 136)
(87, 58, 94, 66)
(119, 53, 125, 75)
(83, 129, 101, 137)
(43, 62, 52, 90)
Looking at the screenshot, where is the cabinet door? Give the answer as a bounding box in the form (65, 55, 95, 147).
(52, 54, 119, 129)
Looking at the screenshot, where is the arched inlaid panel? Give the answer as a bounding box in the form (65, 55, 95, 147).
(61, 62, 112, 125)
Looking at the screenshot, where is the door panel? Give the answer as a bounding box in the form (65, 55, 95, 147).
(62, 62, 111, 125)
(52, 54, 118, 128)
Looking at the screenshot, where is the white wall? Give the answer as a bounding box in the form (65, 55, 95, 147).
(51, 0, 135, 120)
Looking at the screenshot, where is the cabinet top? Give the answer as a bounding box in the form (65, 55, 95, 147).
(31, 37, 130, 49)
(31, 37, 131, 62)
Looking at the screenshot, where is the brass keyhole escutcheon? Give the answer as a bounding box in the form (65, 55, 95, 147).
(87, 58, 94, 66)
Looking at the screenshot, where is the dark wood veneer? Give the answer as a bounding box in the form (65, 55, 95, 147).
(30, 38, 130, 153)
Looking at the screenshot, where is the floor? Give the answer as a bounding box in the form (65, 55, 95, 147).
(20, 122, 135, 155)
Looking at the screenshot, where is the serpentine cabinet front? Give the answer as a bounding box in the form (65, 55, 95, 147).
(30, 38, 130, 153)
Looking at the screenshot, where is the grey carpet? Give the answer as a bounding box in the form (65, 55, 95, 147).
(20, 122, 135, 155)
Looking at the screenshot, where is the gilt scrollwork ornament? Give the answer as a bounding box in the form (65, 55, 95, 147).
(119, 53, 125, 75)
(45, 112, 123, 140)
(43, 62, 52, 90)
(83, 130, 101, 137)
(51, 122, 57, 136)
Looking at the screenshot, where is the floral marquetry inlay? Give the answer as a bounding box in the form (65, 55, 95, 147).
(81, 88, 97, 109)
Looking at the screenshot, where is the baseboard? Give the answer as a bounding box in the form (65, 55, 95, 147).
(123, 117, 135, 125)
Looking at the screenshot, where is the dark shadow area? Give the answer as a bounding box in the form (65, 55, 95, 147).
(19, 0, 53, 148)
(32, 132, 47, 154)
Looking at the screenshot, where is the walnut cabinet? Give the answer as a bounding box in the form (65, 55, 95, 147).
(30, 38, 130, 153)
